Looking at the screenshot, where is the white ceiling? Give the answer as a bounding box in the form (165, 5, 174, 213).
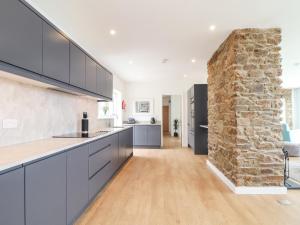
(26, 0, 300, 87)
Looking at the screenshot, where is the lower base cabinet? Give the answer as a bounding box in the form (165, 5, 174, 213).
(67, 145, 89, 225)
(133, 125, 161, 147)
(1, 128, 133, 225)
(0, 168, 25, 225)
(25, 153, 67, 225)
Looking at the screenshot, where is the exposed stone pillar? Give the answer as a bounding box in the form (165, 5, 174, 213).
(207, 28, 284, 187)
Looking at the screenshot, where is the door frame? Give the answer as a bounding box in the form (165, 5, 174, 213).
(161, 94, 183, 147)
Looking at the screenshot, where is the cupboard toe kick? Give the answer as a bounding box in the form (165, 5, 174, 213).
(0, 127, 133, 225)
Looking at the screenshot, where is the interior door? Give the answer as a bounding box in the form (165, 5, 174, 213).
(163, 106, 169, 134)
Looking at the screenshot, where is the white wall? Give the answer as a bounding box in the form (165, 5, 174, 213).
(123, 78, 204, 147)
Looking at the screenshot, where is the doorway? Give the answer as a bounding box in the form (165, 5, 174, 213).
(162, 95, 182, 149)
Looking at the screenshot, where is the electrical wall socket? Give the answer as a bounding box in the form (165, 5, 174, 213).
(2, 119, 18, 129)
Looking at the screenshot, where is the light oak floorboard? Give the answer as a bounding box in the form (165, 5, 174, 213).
(75, 146, 300, 225)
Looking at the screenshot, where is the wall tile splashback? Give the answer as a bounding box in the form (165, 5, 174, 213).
(0, 73, 107, 147)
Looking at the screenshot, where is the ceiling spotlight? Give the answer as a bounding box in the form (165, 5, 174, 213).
(183, 74, 188, 78)
(129, 60, 133, 65)
(209, 25, 216, 31)
(191, 58, 196, 63)
(162, 58, 169, 64)
(110, 29, 116, 36)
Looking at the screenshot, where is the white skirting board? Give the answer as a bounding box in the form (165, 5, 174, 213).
(206, 160, 287, 195)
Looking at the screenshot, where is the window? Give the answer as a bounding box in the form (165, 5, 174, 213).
(113, 89, 122, 127)
(98, 89, 122, 127)
(294, 88, 300, 129)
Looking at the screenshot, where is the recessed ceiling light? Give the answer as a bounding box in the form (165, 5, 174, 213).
(162, 58, 169, 64)
(110, 29, 116, 36)
(183, 74, 188, 78)
(191, 58, 196, 63)
(129, 60, 133, 65)
(209, 25, 216, 31)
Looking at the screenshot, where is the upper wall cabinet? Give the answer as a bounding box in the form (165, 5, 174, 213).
(43, 22, 70, 83)
(70, 43, 86, 89)
(85, 57, 97, 93)
(0, 0, 43, 74)
(96, 65, 106, 96)
(105, 70, 113, 99)
(96, 66, 113, 99)
(0, 0, 113, 100)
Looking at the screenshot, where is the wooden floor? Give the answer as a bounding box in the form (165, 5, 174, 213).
(76, 145, 300, 225)
(162, 134, 182, 149)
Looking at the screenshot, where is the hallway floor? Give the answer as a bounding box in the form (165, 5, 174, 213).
(163, 134, 182, 149)
(76, 146, 300, 225)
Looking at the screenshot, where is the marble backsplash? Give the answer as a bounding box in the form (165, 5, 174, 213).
(0, 73, 109, 147)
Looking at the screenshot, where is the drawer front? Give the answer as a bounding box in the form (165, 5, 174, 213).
(89, 144, 112, 178)
(88, 162, 112, 201)
(89, 135, 113, 156)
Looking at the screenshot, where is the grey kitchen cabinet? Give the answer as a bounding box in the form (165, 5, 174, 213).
(134, 125, 148, 146)
(43, 22, 70, 83)
(147, 126, 161, 147)
(0, 0, 43, 74)
(88, 160, 112, 201)
(105, 70, 113, 99)
(96, 66, 113, 99)
(118, 131, 126, 165)
(25, 153, 67, 225)
(70, 43, 86, 89)
(96, 65, 106, 96)
(89, 143, 112, 179)
(119, 128, 133, 163)
(67, 145, 89, 225)
(88, 135, 115, 201)
(133, 125, 161, 147)
(0, 167, 25, 225)
(127, 127, 133, 157)
(187, 84, 208, 155)
(111, 133, 120, 172)
(86, 56, 97, 93)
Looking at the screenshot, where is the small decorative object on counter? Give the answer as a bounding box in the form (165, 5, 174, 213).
(82, 112, 89, 137)
(173, 119, 179, 137)
(150, 117, 156, 124)
(128, 117, 136, 124)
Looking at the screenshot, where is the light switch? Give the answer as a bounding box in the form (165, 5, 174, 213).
(2, 119, 18, 129)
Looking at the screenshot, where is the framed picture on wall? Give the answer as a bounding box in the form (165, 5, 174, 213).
(133, 99, 153, 115)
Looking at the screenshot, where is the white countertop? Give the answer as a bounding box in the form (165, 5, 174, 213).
(0, 127, 132, 173)
(123, 122, 161, 126)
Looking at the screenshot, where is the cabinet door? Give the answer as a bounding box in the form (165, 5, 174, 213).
(111, 133, 120, 172)
(0, 0, 42, 74)
(126, 128, 133, 157)
(67, 145, 89, 225)
(96, 65, 106, 96)
(0, 168, 25, 225)
(147, 126, 161, 146)
(43, 22, 70, 83)
(85, 56, 97, 93)
(119, 131, 127, 164)
(105, 71, 113, 99)
(134, 126, 148, 146)
(25, 153, 67, 225)
(70, 43, 86, 89)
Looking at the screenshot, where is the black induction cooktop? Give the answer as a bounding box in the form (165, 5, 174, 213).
(53, 131, 109, 138)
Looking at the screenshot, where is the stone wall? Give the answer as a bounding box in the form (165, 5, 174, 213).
(207, 28, 284, 186)
(281, 89, 293, 129)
